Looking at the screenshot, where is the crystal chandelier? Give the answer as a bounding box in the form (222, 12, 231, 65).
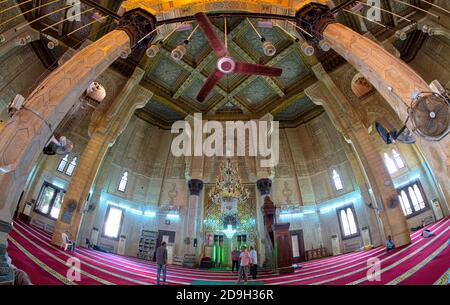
(209, 159, 250, 211)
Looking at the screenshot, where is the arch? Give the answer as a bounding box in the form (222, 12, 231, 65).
(351, 73, 375, 98)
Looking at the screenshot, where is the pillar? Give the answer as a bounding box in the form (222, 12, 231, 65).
(305, 63, 410, 247)
(184, 179, 204, 259)
(52, 71, 152, 246)
(0, 8, 156, 283)
(256, 178, 272, 267)
(296, 3, 450, 213)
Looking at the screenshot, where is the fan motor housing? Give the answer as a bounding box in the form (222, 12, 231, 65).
(410, 93, 450, 140)
(217, 57, 236, 74)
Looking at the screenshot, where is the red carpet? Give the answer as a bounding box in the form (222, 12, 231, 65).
(7, 217, 450, 285)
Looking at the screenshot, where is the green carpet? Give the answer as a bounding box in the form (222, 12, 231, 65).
(191, 281, 265, 285)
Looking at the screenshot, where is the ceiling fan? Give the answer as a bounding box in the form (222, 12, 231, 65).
(194, 12, 283, 102)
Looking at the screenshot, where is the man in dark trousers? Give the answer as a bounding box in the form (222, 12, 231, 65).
(155, 242, 168, 285)
(231, 248, 240, 272)
(249, 245, 258, 279)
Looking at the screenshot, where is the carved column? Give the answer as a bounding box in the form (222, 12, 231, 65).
(184, 179, 203, 259)
(0, 221, 13, 285)
(296, 3, 450, 213)
(51, 70, 152, 246)
(0, 9, 156, 282)
(305, 63, 410, 247)
(256, 177, 272, 267)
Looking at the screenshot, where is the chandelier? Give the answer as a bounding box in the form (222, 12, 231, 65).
(209, 158, 250, 210)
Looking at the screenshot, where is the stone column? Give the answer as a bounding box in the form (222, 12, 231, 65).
(0, 221, 13, 284)
(184, 179, 204, 257)
(296, 3, 450, 212)
(52, 70, 152, 246)
(305, 63, 410, 247)
(0, 9, 156, 283)
(256, 178, 272, 267)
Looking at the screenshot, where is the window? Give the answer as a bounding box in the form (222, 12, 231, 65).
(396, 181, 428, 217)
(332, 169, 343, 191)
(337, 205, 359, 239)
(392, 149, 405, 169)
(57, 155, 69, 172)
(384, 149, 406, 174)
(118, 171, 128, 192)
(35, 182, 65, 219)
(384, 153, 397, 174)
(103, 205, 124, 239)
(65, 157, 77, 176)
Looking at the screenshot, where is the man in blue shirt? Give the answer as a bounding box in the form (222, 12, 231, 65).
(386, 235, 395, 252)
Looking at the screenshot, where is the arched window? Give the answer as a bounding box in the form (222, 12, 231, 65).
(392, 149, 405, 169)
(400, 190, 413, 216)
(398, 195, 407, 215)
(408, 186, 421, 212)
(397, 182, 427, 217)
(118, 171, 128, 192)
(346, 208, 357, 235)
(413, 184, 426, 209)
(340, 210, 350, 236)
(338, 205, 359, 238)
(65, 157, 77, 176)
(332, 170, 343, 190)
(384, 153, 397, 174)
(57, 155, 69, 172)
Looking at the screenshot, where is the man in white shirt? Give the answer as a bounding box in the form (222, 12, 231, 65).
(249, 245, 258, 280)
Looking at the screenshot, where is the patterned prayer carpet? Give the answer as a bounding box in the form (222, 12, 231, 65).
(7, 217, 450, 285)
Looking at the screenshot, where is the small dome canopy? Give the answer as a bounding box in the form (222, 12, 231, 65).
(351, 73, 374, 98)
(86, 82, 106, 102)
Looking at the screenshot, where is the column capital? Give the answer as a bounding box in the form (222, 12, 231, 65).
(188, 179, 204, 196)
(295, 3, 335, 44)
(117, 8, 157, 49)
(257, 178, 272, 196)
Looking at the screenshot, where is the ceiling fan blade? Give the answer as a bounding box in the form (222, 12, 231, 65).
(197, 68, 224, 102)
(234, 62, 283, 77)
(194, 12, 228, 58)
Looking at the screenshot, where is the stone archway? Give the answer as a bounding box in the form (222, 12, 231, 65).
(0, 8, 157, 284)
(296, 3, 450, 213)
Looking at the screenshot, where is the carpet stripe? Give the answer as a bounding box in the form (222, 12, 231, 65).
(12, 227, 117, 285)
(387, 242, 448, 285)
(433, 270, 449, 285)
(267, 218, 450, 285)
(7, 236, 76, 285)
(8, 217, 450, 285)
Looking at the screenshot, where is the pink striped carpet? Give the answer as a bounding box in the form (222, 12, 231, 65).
(7, 217, 450, 285)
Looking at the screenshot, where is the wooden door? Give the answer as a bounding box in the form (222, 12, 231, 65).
(290, 230, 305, 263)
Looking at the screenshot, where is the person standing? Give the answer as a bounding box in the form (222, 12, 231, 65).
(249, 245, 258, 280)
(231, 248, 240, 273)
(155, 242, 168, 285)
(237, 245, 250, 284)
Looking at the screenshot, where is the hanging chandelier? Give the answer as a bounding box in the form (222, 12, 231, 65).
(209, 158, 250, 214)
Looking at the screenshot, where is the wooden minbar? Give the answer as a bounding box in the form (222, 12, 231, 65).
(262, 196, 294, 274)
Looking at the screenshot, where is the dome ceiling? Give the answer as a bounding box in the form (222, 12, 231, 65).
(139, 15, 320, 124)
(16, 0, 424, 127)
